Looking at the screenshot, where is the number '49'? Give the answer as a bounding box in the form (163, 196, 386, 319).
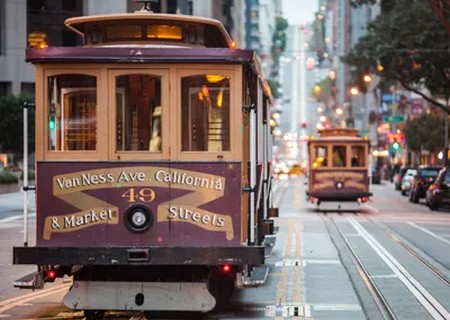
(121, 188, 156, 203)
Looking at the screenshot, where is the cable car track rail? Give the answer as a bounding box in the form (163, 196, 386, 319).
(329, 214, 450, 320)
(326, 215, 397, 320)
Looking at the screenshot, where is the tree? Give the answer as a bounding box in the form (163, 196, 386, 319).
(0, 94, 35, 159)
(268, 16, 288, 99)
(404, 114, 445, 153)
(344, 0, 450, 111)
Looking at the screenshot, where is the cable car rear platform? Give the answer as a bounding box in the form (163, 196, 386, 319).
(316, 201, 362, 213)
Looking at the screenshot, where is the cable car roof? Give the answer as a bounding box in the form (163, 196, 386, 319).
(65, 13, 234, 48)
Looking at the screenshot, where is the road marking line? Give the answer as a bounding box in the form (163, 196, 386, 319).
(349, 217, 450, 320)
(293, 221, 302, 305)
(370, 274, 398, 279)
(0, 214, 36, 223)
(362, 203, 379, 213)
(303, 259, 341, 265)
(276, 223, 292, 306)
(312, 303, 362, 311)
(408, 222, 450, 245)
(0, 283, 71, 313)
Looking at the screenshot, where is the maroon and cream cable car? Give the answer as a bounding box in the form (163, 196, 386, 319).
(306, 128, 372, 211)
(13, 4, 275, 318)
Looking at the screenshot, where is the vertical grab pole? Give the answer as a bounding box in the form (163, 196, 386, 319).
(22, 102, 34, 247)
(22, 102, 29, 247)
(249, 104, 256, 244)
(262, 108, 268, 220)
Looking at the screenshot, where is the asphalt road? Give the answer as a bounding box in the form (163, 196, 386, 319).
(0, 177, 449, 319)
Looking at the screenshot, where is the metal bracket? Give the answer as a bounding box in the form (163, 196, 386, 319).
(243, 103, 255, 112)
(243, 186, 256, 193)
(23, 101, 35, 109)
(22, 185, 36, 192)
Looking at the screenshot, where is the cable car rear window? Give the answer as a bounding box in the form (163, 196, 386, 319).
(97, 22, 199, 45)
(147, 25, 182, 40)
(106, 24, 142, 40)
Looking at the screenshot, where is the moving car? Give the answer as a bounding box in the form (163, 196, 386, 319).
(425, 166, 450, 210)
(400, 168, 417, 196)
(393, 166, 410, 191)
(409, 165, 441, 203)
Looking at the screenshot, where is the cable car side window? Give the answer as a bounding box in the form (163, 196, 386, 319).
(115, 74, 162, 152)
(47, 74, 97, 151)
(351, 146, 365, 167)
(332, 145, 346, 167)
(313, 146, 328, 167)
(181, 74, 230, 152)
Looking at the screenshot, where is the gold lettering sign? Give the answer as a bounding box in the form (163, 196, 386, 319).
(312, 171, 366, 192)
(43, 167, 234, 240)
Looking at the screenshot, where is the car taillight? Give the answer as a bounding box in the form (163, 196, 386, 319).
(221, 264, 232, 273)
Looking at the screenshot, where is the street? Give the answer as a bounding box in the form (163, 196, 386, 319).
(0, 177, 449, 319)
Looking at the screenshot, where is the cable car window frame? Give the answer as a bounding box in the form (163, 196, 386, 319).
(42, 68, 105, 161)
(108, 68, 170, 161)
(176, 67, 240, 161)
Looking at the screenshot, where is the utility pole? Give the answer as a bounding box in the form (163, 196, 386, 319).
(446, 97, 449, 166)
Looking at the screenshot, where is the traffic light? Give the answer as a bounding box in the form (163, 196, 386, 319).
(392, 141, 400, 150)
(49, 116, 56, 131)
(49, 106, 56, 131)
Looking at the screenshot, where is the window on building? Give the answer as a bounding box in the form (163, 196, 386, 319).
(21, 83, 35, 95)
(0, 82, 12, 97)
(167, 0, 177, 13)
(47, 74, 97, 151)
(181, 74, 230, 152)
(27, 0, 83, 47)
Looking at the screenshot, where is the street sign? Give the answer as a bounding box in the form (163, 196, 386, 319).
(359, 129, 369, 136)
(383, 115, 405, 123)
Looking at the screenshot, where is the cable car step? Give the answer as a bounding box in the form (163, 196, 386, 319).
(263, 235, 276, 246)
(243, 266, 269, 287)
(14, 271, 43, 289)
(264, 245, 274, 257)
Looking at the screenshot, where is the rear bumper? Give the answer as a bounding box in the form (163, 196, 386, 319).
(307, 191, 372, 202)
(13, 246, 265, 266)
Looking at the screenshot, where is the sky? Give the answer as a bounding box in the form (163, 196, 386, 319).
(281, 0, 319, 25)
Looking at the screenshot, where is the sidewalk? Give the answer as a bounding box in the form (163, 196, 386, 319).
(0, 182, 21, 195)
(0, 186, 36, 215)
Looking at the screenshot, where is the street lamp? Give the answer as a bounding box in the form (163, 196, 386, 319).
(350, 86, 359, 95)
(363, 74, 372, 83)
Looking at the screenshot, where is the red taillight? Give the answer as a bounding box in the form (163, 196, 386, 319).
(221, 265, 231, 273)
(44, 269, 57, 282)
(47, 270, 56, 279)
(361, 196, 368, 203)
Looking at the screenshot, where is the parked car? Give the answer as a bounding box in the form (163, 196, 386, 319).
(371, 167, 381, 184)
(409, 165, 441, 203)
(393, 166, 410, 191)
(400, 168, 417, 195)
(425, 167, 450, 210)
